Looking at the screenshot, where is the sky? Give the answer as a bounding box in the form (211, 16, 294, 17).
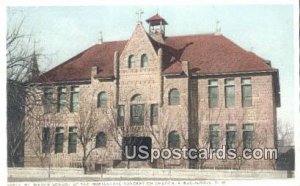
(7, 5, 295, 124)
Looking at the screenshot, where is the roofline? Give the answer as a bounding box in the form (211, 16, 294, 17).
(94, 76, 115, 80)
(191, 69, 278, 77)
(165, 33, 216, 39)
(32, 69, 278, 85)
(30, 79, 91, 86)
(162, 72, 184, 77)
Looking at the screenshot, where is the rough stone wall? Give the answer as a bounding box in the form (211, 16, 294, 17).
(118, 23, 161, 105)
(24, 81, 120, 168)
(23, 23, 277, 170)
(197, 74, 276, 169)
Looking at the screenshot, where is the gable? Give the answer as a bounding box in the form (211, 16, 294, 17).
(119, 23, 158, 69)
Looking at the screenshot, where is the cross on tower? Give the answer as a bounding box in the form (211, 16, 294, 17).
(136, 9, 144, 22)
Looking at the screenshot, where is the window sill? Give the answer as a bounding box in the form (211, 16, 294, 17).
(96, 146, 106, 149)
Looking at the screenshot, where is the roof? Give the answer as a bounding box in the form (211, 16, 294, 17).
(162, 34, 274, 75)
(146, 14, 168, 26)
(34, 40, 127, 83)
(33, 34, 275, 83)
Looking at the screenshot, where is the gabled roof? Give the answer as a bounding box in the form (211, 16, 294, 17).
(33, 34, 275, 83)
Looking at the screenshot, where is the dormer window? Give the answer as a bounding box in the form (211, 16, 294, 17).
(128, 55, 135, 68)
(141, 54, 148, 68)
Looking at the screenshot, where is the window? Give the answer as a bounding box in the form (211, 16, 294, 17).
(130, 104, 144, 125)
(96, 132, 106, 148)
(243, 124, 254, 149)
(168, 131, 180, 148)
(128, 55, 135, 68)
(242, 78, 252, 107)
(97, 92, 108, 108)
(169, 89, 180, 105)
(70, 86, 79, 112)
(42, 127, 50, 153)
(208, 80, 218, 108)
(226, 124, 236, 149)
(131, 94, 142, 102)
(150, 104, 158, 125)
(68, 127, 77, 153)
(43, 88, 53, 113)
(55, 127, 64, 153)
(117, 105, 125, 127)
(141, 54, 148, 68)
(209, 124, 219, 149)
(57, 87, 67, 112)
(225, 79, 235, 108)
(130, 94, 144, 126)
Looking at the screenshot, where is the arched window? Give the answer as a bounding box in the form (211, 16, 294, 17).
(169, 89, 180, 105)
(168, 131, 180, 148)
(96, 132, 106, 148)
(97, 92, 107, 108)
(131, 94, 142, 102)
(141, 54, 148, 68)
(128, 55, 135, 68)
(130, 94, 144, 125)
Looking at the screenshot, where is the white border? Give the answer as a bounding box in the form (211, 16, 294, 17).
(1, 0, 299, 186)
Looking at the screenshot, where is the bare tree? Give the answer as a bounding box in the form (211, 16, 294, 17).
(7, 11, 41, 167)
(146, 106, 187, 169)
(277, 120, 294, 146)
(74, 107, 100, 174)
(23, 83, 67, 177)
(105, 105, 146, 169)
(7, 14, 40, 82)
(27, 113, 63, 177)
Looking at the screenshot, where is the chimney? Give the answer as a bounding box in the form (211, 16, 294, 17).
(114, 51, 119, 78)
(182, 61, 189, 76)
(98, 32, 103, 44)
(214, 21, 222, 35)
(91, 66, 98, 78)
(264, 60, 272, 66)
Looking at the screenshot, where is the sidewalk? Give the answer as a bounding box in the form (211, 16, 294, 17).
(7, 168, 293, 182)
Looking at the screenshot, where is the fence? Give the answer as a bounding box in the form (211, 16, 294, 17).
(8, 167, 292, 179)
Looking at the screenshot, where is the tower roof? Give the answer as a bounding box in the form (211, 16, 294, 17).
(146, 14, 168, 26)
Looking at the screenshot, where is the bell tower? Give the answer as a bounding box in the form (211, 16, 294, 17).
(146, 13, 168, 43)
